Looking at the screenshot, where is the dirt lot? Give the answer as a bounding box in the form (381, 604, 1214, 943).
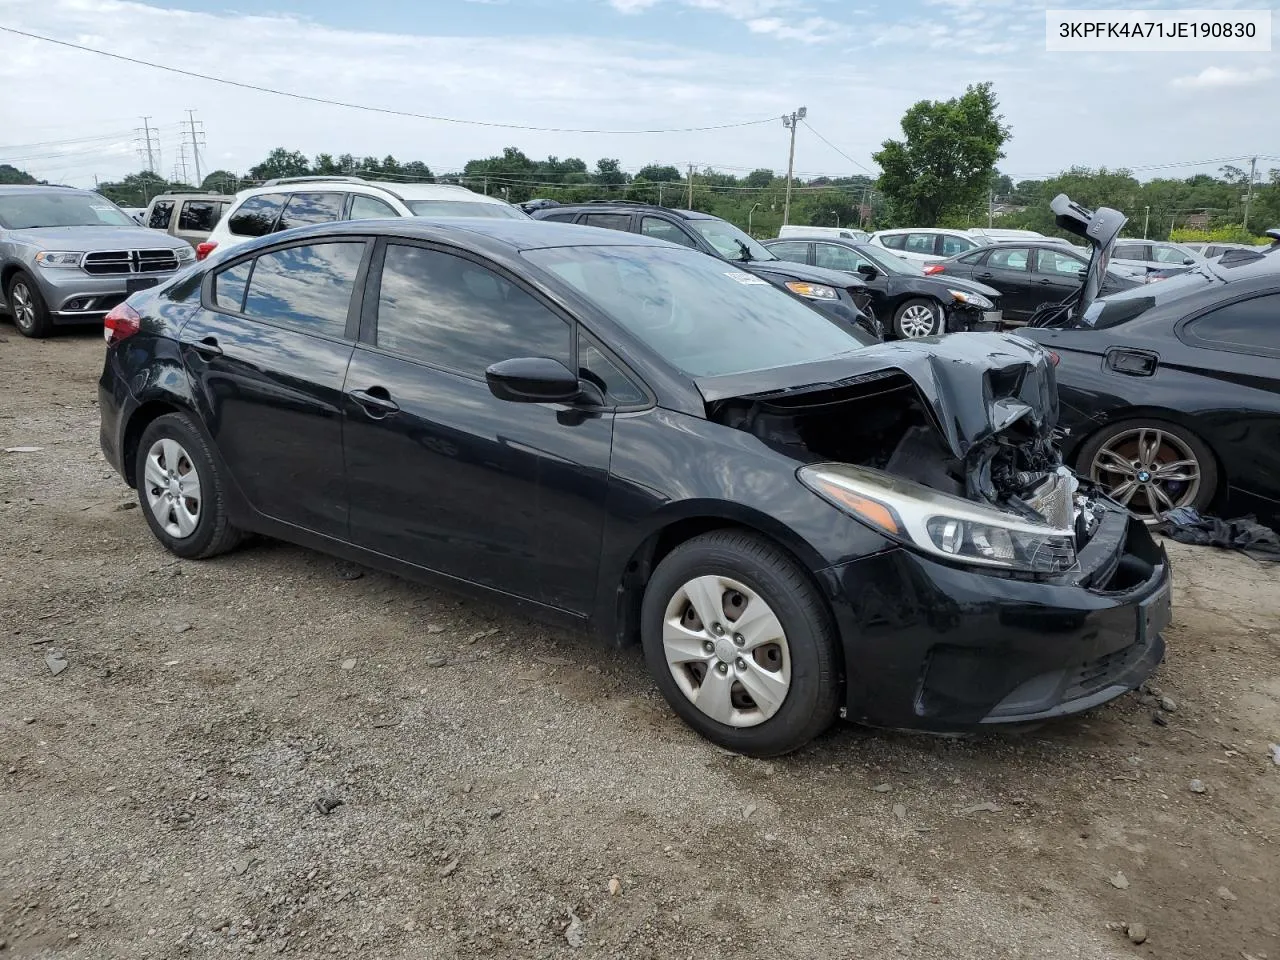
(1, 327, 1278, 960)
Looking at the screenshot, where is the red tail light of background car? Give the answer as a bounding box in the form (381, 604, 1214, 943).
(923, 264, 945, 275)
(195, 241, 218, 261)
(104, 302, 141, 345)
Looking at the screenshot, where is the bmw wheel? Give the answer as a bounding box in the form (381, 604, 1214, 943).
(1078, 419, 1217, 523)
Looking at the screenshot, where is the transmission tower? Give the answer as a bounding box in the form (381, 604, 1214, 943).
(134, 117, 161, 174)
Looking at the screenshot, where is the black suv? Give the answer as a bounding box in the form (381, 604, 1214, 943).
(532, 202, 879, 338)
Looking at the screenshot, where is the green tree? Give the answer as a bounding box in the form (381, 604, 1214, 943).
(744, 168, 775, 189)
(873, 82, 1011, 226)
(399, 160, 433, 181)
(636, 164, 682, 182)
(201, 170, 239, 192)
(0, 163, 37, 185)
(313, 153, 342, 175)
(248, 148, 311, 181)
(593, 158, 629, 188)
(96, 170, 173, 206)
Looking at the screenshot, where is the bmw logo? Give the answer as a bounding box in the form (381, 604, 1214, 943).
(1137, 470, 1152, 483)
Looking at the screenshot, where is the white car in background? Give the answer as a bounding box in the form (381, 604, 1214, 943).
(867, 228, 986, 263)
(777, 224, 870, 242)
(197, 176, 525, 260)
(1109, 239, 1204, 276)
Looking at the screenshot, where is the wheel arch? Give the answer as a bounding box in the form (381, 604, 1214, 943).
(120, 398, 187, 487)
(1, 261, 27, 296)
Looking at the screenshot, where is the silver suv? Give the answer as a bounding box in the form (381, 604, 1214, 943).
(0, 185, 194, 338)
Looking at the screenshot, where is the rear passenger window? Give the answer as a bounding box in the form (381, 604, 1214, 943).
(904, 233, 935, 254)
(214, 259, 252, 312)
(640, 217, 696, 248)
(1185, 293, 1280, 353)
(987, 247, 1030, 270)
(957, 249, 988, 265)
(939, 235, 972, 256)
(768, 241, 809, 263)
(1114, 243, 1149, 261)
(878, 233, 906, 250)
(178, 201, 220, 232)
(227, 194, 286, 237)
(539, 211, 577, 223)
(349, 195, 398, 220)
(375, 243, 570, 376)
(277, 193, 345, 231)
(581, 213, 631, 231)
(241, 242, 365, 338)
(147, 201, 173, 230)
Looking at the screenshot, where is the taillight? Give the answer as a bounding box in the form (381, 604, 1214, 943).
(104, 302, 141, 345)
(195, 241, 217, 261)
(923, 264, 944, 275)
(1048, 350, 1060, 366)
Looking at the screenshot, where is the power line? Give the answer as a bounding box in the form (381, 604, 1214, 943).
(800, 119, 878, 177)
(0, 26, 779, 135)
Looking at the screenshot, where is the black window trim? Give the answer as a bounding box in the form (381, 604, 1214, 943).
(576, 327, 655, 413)
(1175, 287, 1280, 359)
(201, 236, 374, 344)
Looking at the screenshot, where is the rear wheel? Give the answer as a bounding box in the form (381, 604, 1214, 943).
(640, 531, 840, 756)
(1077, 418, 1217, 523)
(6, 271, 52, 338)
(893, 298, 942, 338)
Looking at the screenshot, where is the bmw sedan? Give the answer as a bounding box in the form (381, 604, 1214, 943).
(99, 218, 1171, 756)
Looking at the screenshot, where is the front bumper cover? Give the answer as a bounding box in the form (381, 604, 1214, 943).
(820, 506, 1171, 731)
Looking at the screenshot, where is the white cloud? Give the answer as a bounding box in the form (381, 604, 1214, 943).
(746, 15, 841, 43)
(1171, 66, 1274, 89)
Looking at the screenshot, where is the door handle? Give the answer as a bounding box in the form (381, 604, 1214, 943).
(192, 336, 222, 357)
(1037, 278, 1054, 285)
(348, 387, 400, 417)
(977, 272, 994, 279)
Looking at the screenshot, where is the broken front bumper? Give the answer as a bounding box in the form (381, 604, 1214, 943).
(820, 505, 1171, 731)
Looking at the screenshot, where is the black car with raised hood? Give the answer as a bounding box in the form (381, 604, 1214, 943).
(762, 235, 1003, 339)
(98, 217, 1170, 756)
(927, 239, 1142, 324)
(1020, 196, 1280, 526)
(531, 201, 881, 339)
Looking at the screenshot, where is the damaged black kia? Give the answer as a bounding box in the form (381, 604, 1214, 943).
(99, 218, 1172, 756)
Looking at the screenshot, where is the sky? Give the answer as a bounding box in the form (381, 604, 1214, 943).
(0, 0, 1276, 189)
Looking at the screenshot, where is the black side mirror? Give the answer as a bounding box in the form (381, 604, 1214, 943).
(485, 357, 582, 404)
(856, 263, 879, 280)
(1182, 258, 1196, 266)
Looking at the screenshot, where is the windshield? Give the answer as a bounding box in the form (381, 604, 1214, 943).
(407, 200, 525, 219)
(0, 192, 136, 229)
(525, 245, 869, 377)
(855, 245, 923, 276)
(687, 218, 775, 262)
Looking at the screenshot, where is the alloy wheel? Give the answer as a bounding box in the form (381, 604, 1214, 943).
(1089, 427, 1201, 522)
(898, 303, 937, 338)
(661, 575, 791, 728)
(143, 438, 203, 538)
(10, 281, 35, 333)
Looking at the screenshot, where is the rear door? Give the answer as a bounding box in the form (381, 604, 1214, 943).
(182, 238, 369, 538)
(340, 240, 616, 613)
(276, 192, 346, 231)
(1031, 245, 1089, 305)
(975, 246, 1036, 318)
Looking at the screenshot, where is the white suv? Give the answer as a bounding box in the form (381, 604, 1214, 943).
(197, 177, 525, 260)
(868, 228, 985, 263)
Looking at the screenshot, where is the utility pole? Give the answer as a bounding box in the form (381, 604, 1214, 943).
(658, 182, 664, 206)
(748, 201, 761, 235)
(987, 190, 994, 228)
(1143, 206, 1150, 239)
(185, 109, 205, 186)
(173, 143, 190, 185)
(1243, 155, 1258, 229)
(136, 117, 159, 175)
(780, 106, 806, 226)
(686, 164, 694, 208)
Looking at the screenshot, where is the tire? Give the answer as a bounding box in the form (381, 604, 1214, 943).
(133, 412, 243, 559)
(640, 530, 840, 756)
(1076, 417, 1218, 523)
(892, 298, 943, 339)
(6, 271, 53, 338)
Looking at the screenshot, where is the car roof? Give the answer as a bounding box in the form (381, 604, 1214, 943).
(150, 193, 234, 202)
(872, 227, 970, 235)
(541, 202, 718, 221)
(230, 178, 508, 206)
(0, 184, 97, 195)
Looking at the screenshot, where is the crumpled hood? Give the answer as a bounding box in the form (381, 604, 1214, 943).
(5, 225, 186, 252)
(695, 332, 1057, 459)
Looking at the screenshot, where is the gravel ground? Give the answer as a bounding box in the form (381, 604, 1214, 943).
(2, 326, 1279, 960)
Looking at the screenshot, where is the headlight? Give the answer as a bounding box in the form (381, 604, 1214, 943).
(949, 289, 994, 309)
(798, 462, 1076, 574)
(34, 251, 81, 269)
(785, 281, 839, 301)
(174, 245, 195, 262)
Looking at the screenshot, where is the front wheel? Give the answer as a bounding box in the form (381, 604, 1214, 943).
(640, 531, 841, 756)
(892, 298, 942, 338)
(6, 271, 53, 338)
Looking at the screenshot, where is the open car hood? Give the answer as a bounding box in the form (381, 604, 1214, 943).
(1047, 194, 1127, 321)
(695, 332, 1057, 460)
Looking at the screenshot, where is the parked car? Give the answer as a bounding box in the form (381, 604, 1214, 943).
(200, 176, 525, 261)
(777, 225, 870, 242)
(867, 228, 986, 263)
(142, 193, 234, 247)
(1021, 196, 1280, 526)
(927, 240, 1142, 324)
(532, 201, 879, 338)
(965, 227, 1067, 245)
(762, 236, 1003, 338)
(119, 206, 147, 224)
(520, 198, 560, 214)
(1110, 239, 1204, 276)
(0, 185, 194, 338)
(98, 217, 1171, 755)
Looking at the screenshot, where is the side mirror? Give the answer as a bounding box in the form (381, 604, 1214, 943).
(1182, 258, 1196, 266)
(485, 357, 582, 404)
(856, 263, 879, 280)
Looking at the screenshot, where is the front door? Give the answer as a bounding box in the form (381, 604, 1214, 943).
(182, 238, 369, 538)
(1031, 246, 1090, 310)
(341, 240, 615, 613)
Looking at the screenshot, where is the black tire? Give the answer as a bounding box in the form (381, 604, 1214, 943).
(134, 412, 242, 559)
(640, 530, 841, 757)
(1076, 417, 1218, 522)
(6, 270, 53, 338)
(892, 298, 943, 339)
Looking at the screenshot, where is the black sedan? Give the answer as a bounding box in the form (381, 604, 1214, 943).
(99, 218, 1170, 755)
(1021, 252, 1280, 526)
(762, 236, 1003, 338)
(929, 240, 1142, 323)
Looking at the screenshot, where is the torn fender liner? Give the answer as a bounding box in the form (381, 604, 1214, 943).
(694, 332, 1058, 460)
